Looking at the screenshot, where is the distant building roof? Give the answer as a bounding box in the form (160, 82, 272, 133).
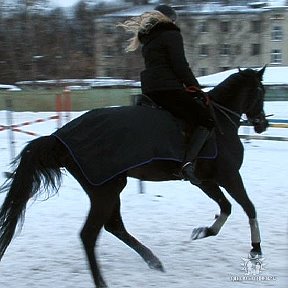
(198, 66, 288, 86)
(103, 5, 154, 18)
(102, 1, 288, 19)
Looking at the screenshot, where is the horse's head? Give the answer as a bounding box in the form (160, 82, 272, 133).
(209, 66, 269, 134)
(241, 67, 269, 134)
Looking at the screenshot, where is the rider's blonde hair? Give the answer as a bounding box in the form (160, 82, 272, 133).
(117, 11, 172, 52)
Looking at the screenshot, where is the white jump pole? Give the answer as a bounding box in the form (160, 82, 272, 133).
(5, 96, 16, 163)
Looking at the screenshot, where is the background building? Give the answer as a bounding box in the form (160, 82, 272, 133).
(95, 1, 288, 80)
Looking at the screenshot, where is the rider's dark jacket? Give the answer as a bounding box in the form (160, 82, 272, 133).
(138, 22, 200, 94)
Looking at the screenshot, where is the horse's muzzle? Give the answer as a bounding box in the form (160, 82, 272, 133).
(252, 117, 269, 134)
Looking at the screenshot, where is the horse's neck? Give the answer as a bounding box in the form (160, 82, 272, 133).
(209, 78, 244, 117)
(210, 87, 243, 133)
(213, 102, 241, 133)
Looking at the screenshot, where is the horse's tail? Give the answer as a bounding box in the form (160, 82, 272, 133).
(0, 136, 62, 260)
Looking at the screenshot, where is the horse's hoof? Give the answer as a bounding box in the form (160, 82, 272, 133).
(148, 259, 165, 272)
(250, 243, 262, 258)
(191, 227, 208, 240)
(191, 227, 214, 240)
(250, 249, 263, 258)
(3, 171, 14, 178)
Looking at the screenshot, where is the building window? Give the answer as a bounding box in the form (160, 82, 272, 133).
(251, 44, 261, 56)
(270, 49, 282, 64)
(270, 14, 285, 20)
(235, 44, 242, 55)
(220, 21, 230, 32)
(251, 20, 261, 33)
(271, 26, 283, 41)
(236, 21, 243, 32)
(199, 44, 209, 56)
(105, 67, 113, 76)
(103, 24, 114, 35)
(199, 21, 208, 33)
(104, 46, 114, 58)
(220, 44, 231, 56)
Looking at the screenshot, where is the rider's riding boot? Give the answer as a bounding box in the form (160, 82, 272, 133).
(181, 126, 211, 184)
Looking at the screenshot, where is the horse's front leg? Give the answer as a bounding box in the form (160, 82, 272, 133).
(223, 173, 262, 257)
(249, 218, 262, 257)
(191, 181, 232, 240)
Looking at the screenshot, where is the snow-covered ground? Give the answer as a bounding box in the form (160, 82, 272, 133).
(0, 102, 287, 288)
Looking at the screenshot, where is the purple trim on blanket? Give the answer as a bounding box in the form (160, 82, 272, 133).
(53, 134, 184, 186)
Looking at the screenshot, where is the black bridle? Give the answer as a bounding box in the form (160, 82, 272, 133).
(245, 85, 269, 133)
(248, 110, 269, 134)
(209, 82, 269, 134)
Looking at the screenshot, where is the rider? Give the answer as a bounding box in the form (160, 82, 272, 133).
(118, 4, 213, 184)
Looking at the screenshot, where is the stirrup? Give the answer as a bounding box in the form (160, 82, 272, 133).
(180, 162, 202, 185)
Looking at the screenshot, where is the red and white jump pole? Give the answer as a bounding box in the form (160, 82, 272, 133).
(5, 97, 16, 163)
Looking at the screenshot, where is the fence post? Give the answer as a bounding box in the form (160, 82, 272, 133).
(55, 88, 71, 127)
(138, 180, 145, 194)
(5, 96, 16, 163)
(63, 87, 71, 123)
(56, 94, 62, 128)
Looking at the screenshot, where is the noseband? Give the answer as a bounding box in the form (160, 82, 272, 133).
(248, 110, 269, 134)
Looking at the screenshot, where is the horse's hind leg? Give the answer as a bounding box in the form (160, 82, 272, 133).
(104, 197, 164, 272)
(223, 173, 262, 257)
(191, 181, 232, 240)
(80, 177, 127, 288)
(63, 152, 127, 287)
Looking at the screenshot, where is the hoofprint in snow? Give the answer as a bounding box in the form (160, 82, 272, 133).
(0, 102, 287, 288)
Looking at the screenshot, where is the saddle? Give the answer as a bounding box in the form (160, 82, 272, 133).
(133, 94, 217, 160)
(133, 94, 161, 109)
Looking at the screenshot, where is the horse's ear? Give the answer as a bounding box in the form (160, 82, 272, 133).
(257, 65, 266, 80)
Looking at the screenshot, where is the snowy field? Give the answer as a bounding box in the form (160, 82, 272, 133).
(0, 102, 287, 288)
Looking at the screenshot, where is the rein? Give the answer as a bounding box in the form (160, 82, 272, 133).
(208, 100, 243, 134)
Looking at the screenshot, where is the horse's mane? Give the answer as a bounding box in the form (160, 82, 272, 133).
(208, 69, 257, 103)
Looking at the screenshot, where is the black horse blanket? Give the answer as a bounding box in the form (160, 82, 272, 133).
(53, 106, 215, 185)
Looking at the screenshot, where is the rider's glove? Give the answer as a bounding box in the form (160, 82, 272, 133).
(185, 86, 209, 106)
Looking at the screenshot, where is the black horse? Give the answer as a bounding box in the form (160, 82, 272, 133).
(0, 67, 268, 287)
